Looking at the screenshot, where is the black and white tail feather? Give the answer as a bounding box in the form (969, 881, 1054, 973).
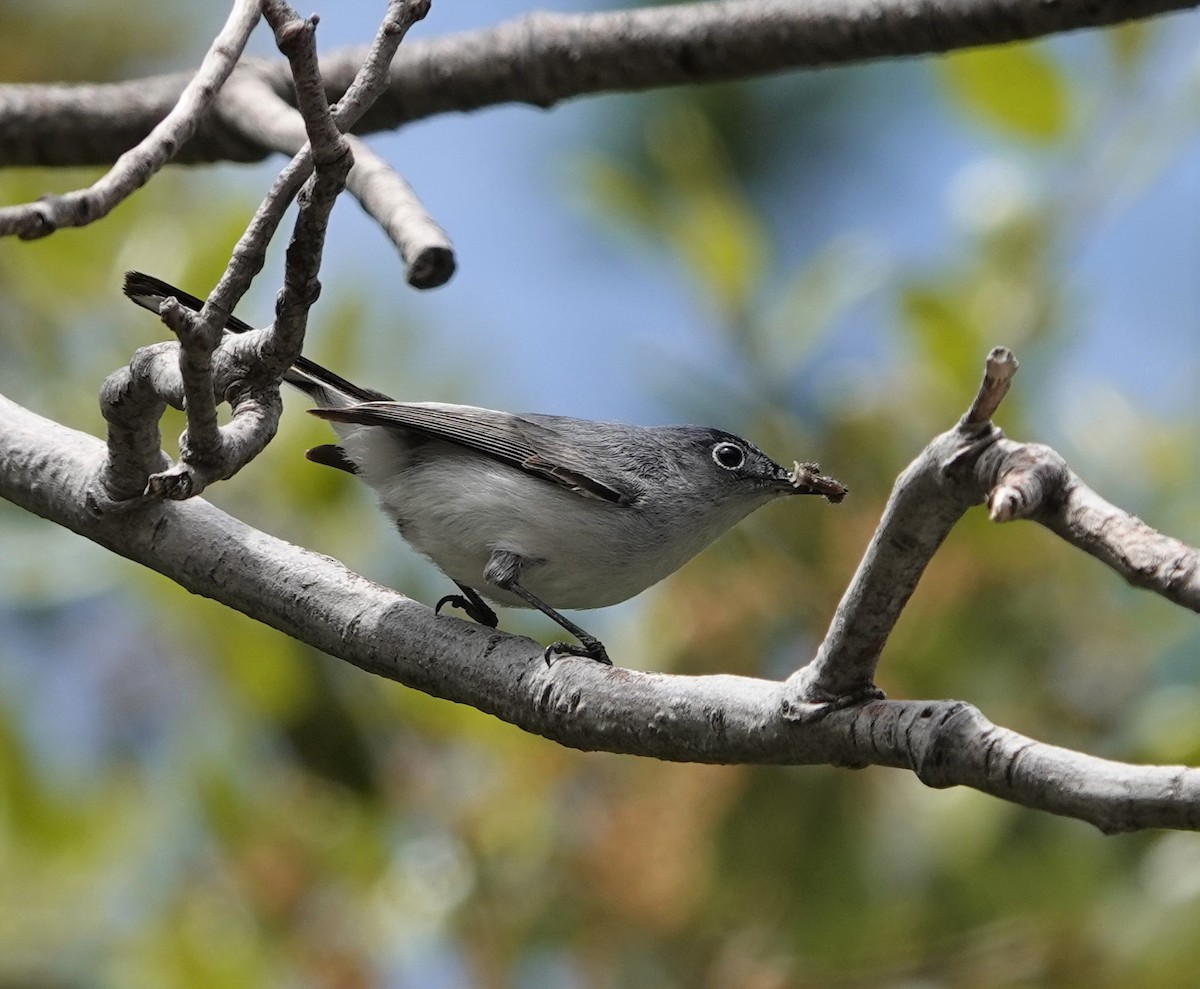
(122, 271, 390, 409)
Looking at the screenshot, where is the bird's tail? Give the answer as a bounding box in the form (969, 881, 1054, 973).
(121, 271, 392, 408)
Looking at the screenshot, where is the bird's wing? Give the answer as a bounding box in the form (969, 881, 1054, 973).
(310, 402, 639, 506)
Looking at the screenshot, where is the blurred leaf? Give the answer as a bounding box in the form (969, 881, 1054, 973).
(899, 282, 982, 383)
(646, 103, 726, 188)
(0, 0, 187, 82)
(759, 235, 886, 371)
(282, 665, 379, 797)
(1106, 21, 1153, 76)
(941, 43, 1070, 142)
(576, 157, 665, 239)
(0, 708, 49, 841)
(1125, 683, 1200, 764)
(575, 104, 767, 321)
(667, 185, 766, 320)
(135, 584, 316, 724)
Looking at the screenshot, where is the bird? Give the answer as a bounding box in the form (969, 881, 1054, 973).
(123, 272, 846, 666)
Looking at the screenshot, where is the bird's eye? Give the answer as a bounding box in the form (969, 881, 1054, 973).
(712, 442, 746, 470)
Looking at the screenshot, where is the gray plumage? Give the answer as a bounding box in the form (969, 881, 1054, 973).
(123, 271, 845, 664)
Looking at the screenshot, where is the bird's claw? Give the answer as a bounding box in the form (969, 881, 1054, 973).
(435, 593, 498, 627)
(543, 639, 612, 667)
(435, 594, 466, 616)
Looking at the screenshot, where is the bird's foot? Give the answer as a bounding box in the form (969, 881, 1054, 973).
(543, 636, 612, 667)
(435, 594, 499, 627)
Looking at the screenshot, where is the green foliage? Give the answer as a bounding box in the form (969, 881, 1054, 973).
(941, 42, 1071, 142)
(1, 0, 186, 82)
(577, 103, 768, 325)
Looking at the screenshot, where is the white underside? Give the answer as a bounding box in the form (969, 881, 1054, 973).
(326, 415, 771, 611)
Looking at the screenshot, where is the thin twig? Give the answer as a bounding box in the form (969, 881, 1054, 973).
(217, 71, 454, 286)
(963, 347, 1019, 425)
(206, 0, 434, 320)
(979, 440, 1200, 611)
(149, 299, 224, 498)
(145, 0, 355, 501)
(262, 0, 349, 369)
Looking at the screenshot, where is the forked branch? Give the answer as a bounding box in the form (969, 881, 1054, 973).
(787, 349, 1018, 707)
(980, 442, 1200, 611)
(95, 0, 434, 506)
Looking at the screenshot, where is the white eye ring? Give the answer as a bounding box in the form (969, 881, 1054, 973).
(712, 442, 746, 470)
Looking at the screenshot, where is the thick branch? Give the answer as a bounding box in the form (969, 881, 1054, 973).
(2, 392, 1198, 833)
(0, 0, 1194, 168)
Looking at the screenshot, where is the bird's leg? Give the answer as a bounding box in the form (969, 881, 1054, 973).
(483, 550, 612, 666)
(435, 581, 500, 627)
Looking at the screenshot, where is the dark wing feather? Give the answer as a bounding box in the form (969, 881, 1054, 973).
(310, 402, 638, 505)
(122, 271, 392, 404)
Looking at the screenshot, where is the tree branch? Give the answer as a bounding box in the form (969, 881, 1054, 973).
(785, 348, 1199, 709)
(217, 72, 454, 287)
(981, 441, 1200, 611)
(0, 0, 1193, 169)
(788, 350, 1014, 705)
(96, 0, 432, 505)
(3, 352, 1198, 833)
(1, 0, 1197, 838)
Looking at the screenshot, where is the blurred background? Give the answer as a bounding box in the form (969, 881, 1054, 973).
(2, 0, 1199, 986)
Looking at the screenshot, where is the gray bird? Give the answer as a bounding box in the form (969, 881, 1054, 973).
(124, 272, 846, 665)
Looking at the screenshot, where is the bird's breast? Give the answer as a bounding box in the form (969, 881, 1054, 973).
(381, 461, 696, 607)
(350, 436, 760, 610)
